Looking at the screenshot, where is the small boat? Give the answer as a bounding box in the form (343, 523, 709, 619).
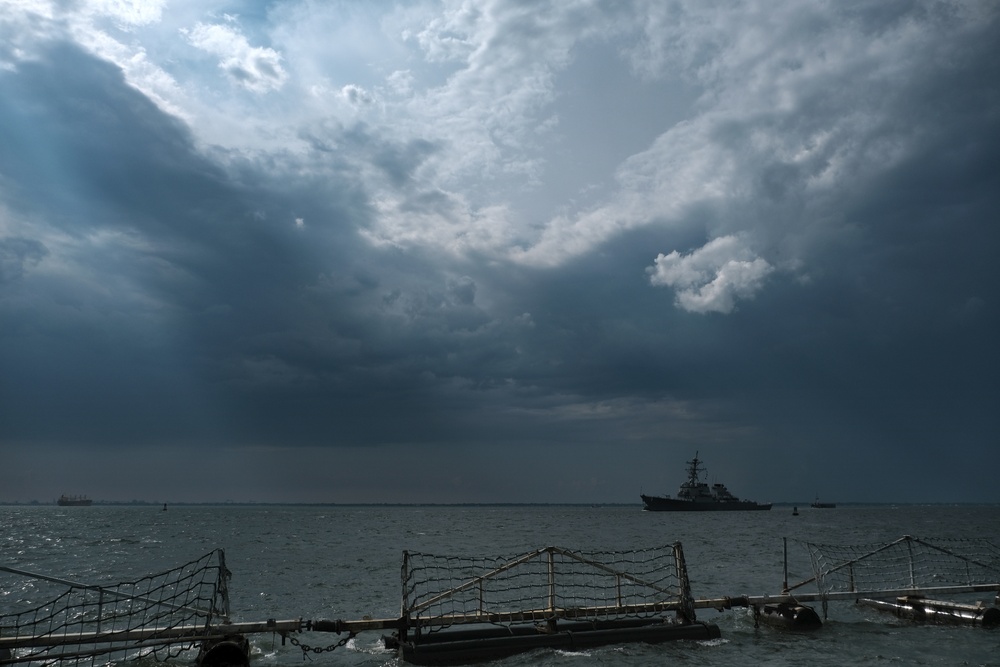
(641, 452, 771, 511)
(57, 494, 93, 506)
(810, 495, 836, 509)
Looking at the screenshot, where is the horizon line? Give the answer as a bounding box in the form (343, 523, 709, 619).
(3, 500, 998, 507)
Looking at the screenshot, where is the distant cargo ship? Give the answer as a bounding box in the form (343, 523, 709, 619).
(57, 495, 93, 506)
(641, 453, 771, 511)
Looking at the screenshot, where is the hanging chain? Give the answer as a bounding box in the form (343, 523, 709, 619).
(285, 630, 355, 658)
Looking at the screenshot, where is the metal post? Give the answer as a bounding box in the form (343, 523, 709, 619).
(906, 537, 916, 589)
(547, 549, 556, 614)
(782, 537, 788, 593)
(400, 551, 410, 641)
(97, 588, 104, 634)
(217, 549, 232, 621)
(547, 548, 558, 633)
(673, 542, 696, 624)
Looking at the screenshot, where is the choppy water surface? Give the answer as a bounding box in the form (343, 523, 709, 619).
(3, 504, 998, 666)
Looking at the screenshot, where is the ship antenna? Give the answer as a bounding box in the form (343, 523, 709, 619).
(687, 451, 704, 484)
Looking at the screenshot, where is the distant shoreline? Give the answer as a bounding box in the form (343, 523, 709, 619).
(2, 501, 998, 508)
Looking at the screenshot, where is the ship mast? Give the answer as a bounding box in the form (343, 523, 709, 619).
(686, 452, 706, 486)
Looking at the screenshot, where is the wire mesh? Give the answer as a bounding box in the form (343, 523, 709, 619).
(0, 550, 230, 666)
(797, 536, 1000, 596)
(401, 544, 685, 633)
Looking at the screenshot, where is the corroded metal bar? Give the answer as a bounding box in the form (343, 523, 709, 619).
(0, 620, 303, 650)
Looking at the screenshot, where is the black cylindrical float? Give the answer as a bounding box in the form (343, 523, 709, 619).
(757, 602, 823, 629)
(860, 597, 1000, 627)
(197, 636, 250, 667)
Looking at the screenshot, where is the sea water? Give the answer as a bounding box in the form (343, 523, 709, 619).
(2, 504, 998, 666)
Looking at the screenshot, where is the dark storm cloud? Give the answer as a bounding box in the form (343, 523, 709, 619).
(0, 47, 240, 441)
(0, 43, 515, 451)
(1, 1, 998, 504)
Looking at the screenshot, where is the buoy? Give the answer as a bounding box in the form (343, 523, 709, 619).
(756, 602, 822, 630)
(792, 506, 799, 516)
(197, 636, 250, 667)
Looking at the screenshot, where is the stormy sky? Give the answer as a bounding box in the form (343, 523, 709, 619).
(1, 0, 997, 504)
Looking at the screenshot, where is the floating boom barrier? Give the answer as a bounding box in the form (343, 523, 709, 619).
(857, 596, 1000, 627)
(2, 536, 999, 666)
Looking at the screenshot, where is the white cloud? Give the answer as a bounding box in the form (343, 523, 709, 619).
(408, 2, 479, 63)
(74, 29, 191, 120)
(0, 0, 61, 68)
(386, 69, 414, 96)
(497, 0, 997, 286)
(513, 118, 734, 268)
(337, 1, 630, 262)
(648, 235, 773, 314)
(391, 2, 611, 182)
(0, 0, 198, 120)
(184, 22, 287, 93)
(85, 0, 166, 27)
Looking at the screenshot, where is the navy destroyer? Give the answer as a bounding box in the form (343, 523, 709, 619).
(641, 453, 771, 511)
